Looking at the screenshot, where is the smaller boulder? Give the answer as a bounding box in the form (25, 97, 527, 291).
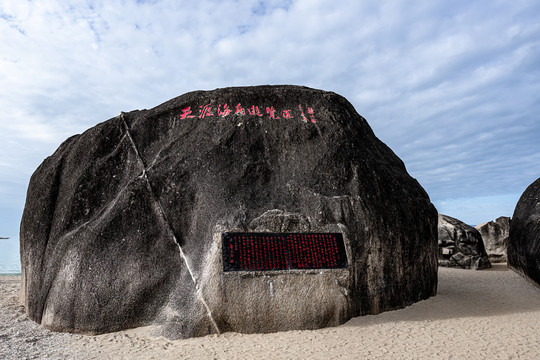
(507, 177, 540, 286)
(475, 217, 511, 263)
(438, 214, 491, 270)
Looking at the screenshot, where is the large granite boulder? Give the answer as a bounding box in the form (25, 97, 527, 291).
(507, 177, 540, 286)
(475, 217, 511, 263)
(438, 214, 491, 270)
(20, 85, 438, 339)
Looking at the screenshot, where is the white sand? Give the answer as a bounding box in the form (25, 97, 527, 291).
(2, 264, 540, 359)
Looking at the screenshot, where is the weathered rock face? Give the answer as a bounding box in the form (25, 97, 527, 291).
(438, 214, 491, 270)
(475, 217, 511, 263)
(507, 177, 540, 286)
(20, 85, 438, 339)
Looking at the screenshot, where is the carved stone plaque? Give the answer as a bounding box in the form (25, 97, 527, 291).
(222, 232, 348, 272)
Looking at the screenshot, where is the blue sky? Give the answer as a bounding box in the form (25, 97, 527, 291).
(1, 0, 539, 270)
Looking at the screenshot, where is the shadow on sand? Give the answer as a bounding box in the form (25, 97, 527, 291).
(345, 263, 540, 327)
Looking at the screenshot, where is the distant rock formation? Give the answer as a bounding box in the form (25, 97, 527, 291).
(507, 177, 540, 286)
(475, 217, 511, 263)
(20, 85, 438, 339)
(438, 214, 491, 270)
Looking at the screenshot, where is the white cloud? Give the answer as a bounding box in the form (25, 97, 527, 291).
(434, 193, 523, 225)
(1, 0, 540, 266)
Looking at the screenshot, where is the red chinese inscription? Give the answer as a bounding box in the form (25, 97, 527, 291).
(179, 102, 318, 124)
(247, 105, 263, 116)
(198, 104, 213, 118)
(180, 106, 195, 119)
(266, 106, 279, 119)
(235, 103, 246, 115)
(217, 104, 231, 117)
(282, 109, 293, 119)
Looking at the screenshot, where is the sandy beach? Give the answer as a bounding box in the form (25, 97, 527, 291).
(1, 264, 539, 359)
